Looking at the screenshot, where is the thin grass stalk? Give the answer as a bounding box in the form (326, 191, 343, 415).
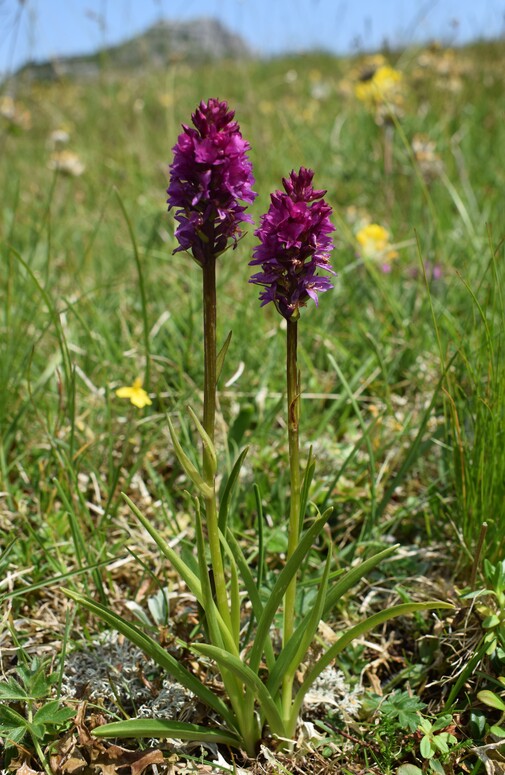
(115, 191, 151, 389)
(327, 353, 377, 541)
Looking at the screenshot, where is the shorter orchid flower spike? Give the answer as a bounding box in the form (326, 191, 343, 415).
(249, 167, 335, 320)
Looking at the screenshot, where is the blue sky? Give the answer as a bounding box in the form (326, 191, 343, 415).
(1, 0, 504, 75)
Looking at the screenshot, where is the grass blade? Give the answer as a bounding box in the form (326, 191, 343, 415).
(327, 353, 377, 539)
(114, 190, 151, 388)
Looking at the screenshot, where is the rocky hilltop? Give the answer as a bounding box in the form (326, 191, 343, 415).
(13, 17, 252, 82)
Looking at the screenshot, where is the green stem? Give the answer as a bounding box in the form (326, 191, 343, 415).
(202, 256, 232, 633)
(32, 736, 53, 775)
(282, 317, 301, 722)
(27, 703, 53, 775)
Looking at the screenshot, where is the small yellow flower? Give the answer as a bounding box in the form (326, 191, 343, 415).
(355, 65, 403, 104)
(115, 378, 152, 409)
(356, 224, 399, 271)
(355, 63, 404, 123)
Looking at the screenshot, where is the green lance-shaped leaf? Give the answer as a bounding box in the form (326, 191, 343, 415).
(122, 493, 202, 601)
(92, 718, 241, 747)
(122, 494, 234, 645)
(63, 588, 237, 731)
(193, 643, 285, 738)
(196, 519, 256, 728)
(248, 508, 332, 676)
(216, 330, 232, 383)
(299, 447, 316, 530)
(187, 405, 217, 477)
(218, 446, 249, 534)
(192, 498, 239, 658)
(194, 497, 226, 651)
(166, 415, 213, 498)
(224, 527, 276, 670)
(218, 530, 242, 647)
(477, 690, 505, 712)
(323, 544, 399, 614)
(267, 547, 332, 697)
(268, 549, 403, 708)
(289, 601, 453, 728)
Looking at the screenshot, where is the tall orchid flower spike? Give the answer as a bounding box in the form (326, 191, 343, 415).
(168, 100, 256, 645)
(249, 167, 335, 320)
(167, 98, 257, 265)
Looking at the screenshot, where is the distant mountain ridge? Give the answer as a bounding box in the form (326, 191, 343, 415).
(13, 17, 252, 82)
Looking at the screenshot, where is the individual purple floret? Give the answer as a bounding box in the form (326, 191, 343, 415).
(249, 167, 335, 319)
(167, 98, 257, 265)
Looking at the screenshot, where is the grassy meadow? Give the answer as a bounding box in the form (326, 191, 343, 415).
(1, 38, 505, 774)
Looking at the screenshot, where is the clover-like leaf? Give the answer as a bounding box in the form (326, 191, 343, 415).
(33, 700, 75, 726)
(420, 735, 435, 759)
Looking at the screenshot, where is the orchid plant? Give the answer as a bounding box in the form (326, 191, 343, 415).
(65, 99, 451, 757)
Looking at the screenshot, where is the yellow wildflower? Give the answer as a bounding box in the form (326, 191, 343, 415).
(356, 224, 399, 272)
(355, 65, 403, 103)
(115, 378, 152, 409)
(355, 64, 404, 123)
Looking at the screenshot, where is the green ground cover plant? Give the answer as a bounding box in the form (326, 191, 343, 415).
(1, 38, 505, 774)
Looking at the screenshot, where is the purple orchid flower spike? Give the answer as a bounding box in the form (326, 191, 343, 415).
(167, 98, 257, 265)
(249, 167, 335, 319)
